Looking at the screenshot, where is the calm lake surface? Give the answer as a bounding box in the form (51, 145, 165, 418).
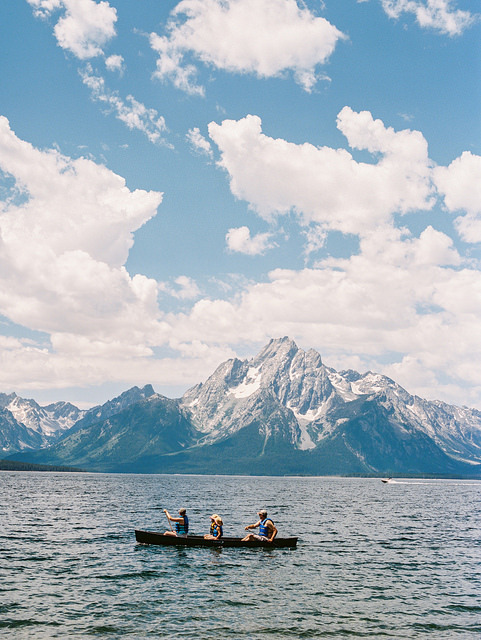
(1, 472, 480, 639)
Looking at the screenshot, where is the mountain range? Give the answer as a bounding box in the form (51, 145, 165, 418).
(4, 337, 481, 476)
(0, 393, 84, 453)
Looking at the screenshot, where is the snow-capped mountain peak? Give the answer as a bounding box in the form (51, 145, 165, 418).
(7, 396, 83, 437)
(0, 393, 85, 453)
(181, 338, 481, 463)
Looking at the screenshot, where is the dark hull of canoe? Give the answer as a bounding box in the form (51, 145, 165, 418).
(135, 530, 298, 549)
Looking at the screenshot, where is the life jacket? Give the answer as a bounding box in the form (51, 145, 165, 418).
(210, 521, 223, 537)
(259, 518, 273, 537)
(175, 514, 189, 534)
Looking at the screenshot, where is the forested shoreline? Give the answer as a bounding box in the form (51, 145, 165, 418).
(0, 460, 85, 472)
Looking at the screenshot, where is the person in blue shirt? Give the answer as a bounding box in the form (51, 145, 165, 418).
(242, 509, 277, 543)
(204, 514, 223, 540)
(164, 508, 189, 536)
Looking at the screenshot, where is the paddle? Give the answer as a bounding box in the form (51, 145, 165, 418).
(163, 509, 174, 533)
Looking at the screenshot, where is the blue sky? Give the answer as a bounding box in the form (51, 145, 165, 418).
(0, 0, 480, 409)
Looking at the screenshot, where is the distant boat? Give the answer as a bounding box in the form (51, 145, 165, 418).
(135, 530, 298, 548)
(381, 477, 393, 483)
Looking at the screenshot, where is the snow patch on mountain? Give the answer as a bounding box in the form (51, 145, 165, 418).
(229, 366, 262, 398)
(326, 370, 359, 401)
(287, 405, 316, 449)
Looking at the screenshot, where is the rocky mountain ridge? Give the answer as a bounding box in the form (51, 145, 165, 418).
(3, 338, 481, 476)
(0, 386, 155, 454)
(182, 338, 481, 465)
(0, 393, 84, 453)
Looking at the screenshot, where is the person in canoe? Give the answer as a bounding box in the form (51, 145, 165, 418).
(204, 514, 223, 540)
(242, 509, 277, 543)
(163, 507, 189, 537)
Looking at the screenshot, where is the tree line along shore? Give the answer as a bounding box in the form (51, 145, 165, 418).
(0, 459, 85, 472)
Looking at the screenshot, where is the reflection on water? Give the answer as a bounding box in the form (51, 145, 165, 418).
(1, 472, 480, 638)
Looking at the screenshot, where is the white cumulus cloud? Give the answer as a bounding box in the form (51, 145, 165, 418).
(27, 0, 118, 59)
(381, 0, 476, 36)
(226, 226, 277, 255)
(105, 53, 124, 73)
(0, 116, 163, 343)
(433, 151, 481, 242)
(208, 107, 434, 236)
(149, 0, 345, 94)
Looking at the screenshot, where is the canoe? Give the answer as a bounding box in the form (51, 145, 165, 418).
(135, 530, 298, 548)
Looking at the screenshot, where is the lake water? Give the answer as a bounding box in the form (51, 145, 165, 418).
(1, 472, 480, 639)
